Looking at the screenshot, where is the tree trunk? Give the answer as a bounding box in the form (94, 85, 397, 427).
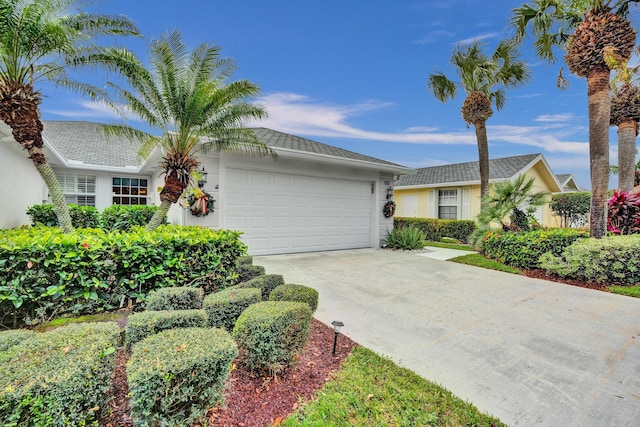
(474, 120, 490, 199)
(35, 155, 74, 233)
(617, 120, 638, 193)
(587, 70, 611, 238)
(146, 199, 171, 231)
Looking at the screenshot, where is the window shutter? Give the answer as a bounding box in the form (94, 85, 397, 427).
(461, 187, 471, 219)
(427, 189, 437, 218)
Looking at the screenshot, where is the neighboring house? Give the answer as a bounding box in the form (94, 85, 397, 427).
(394, 153, 567, 227)
(0, 121, 412, 255)
(555, 174, 581, 192)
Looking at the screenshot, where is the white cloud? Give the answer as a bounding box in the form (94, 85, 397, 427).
(456, 32, 500, 45)
(412, 30, 455, 45)
(45, 100, 140, 121)
(534, 113, 576, 123)
(488, 124, 588, 155)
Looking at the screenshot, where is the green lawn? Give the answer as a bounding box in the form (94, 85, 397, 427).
(449, 253, 523, 275)
(609, 285, 640, 298)
(423, 241, 476, 252)
(284, 346, 505, 427)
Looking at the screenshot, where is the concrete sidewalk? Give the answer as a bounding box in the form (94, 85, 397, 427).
(255, 248, 640, 427)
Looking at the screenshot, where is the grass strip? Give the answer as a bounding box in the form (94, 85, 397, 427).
(449, 253, 523, 275)
(609, 285, 640, 298)
(284, 346, 505, 426)
(423, 241, 476, 251)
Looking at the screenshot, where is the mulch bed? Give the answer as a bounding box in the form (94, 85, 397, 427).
(102, 319, 357, 427)
(519, 268, 609, 291)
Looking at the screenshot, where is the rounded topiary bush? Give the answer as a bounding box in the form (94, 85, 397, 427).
(125, 309, 208, 349)
(233, 301, 312, 375)
(203, 287, 261, 331)
(238, 274, 285, 300)
(128, 327, 237, 427)
(269, 284, 319, 313)
(236, 264, 265, 283)
(145, 286, 202, 311)
(236, 255, 253, 266)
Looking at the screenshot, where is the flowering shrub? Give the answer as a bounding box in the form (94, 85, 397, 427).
(607, 190, 640, 235)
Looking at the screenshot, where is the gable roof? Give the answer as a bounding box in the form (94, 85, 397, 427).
(397, 153, 542, 187)
(556, 173, 580, 191)
(34, 121, 410, 174)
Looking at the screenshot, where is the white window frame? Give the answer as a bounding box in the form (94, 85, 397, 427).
(111, 176, 150, 206)
(437, 188, 460, 220)
(56, 173, 96, 206)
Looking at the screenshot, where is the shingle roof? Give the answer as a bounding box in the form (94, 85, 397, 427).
(40, 121, 409, 171)
(43, 121, 140, 168)
(556, 174, 571, 185)
(396, 153, 542, 187)
(252, 128, 408, 169)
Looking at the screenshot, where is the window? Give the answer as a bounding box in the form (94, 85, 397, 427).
(112, 177, 148, 205)
(438, 189, 457, 219)
(56, 173, 96, 206)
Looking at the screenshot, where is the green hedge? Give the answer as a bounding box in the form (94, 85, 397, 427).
(483, 228, 588, 269)
(236, 264, 265, 283)
(128, 327, 237, 426)
(237, 255, 253, 266)
(269, 284, 319, 313)
(0, 322, 120, 426)
(203, 287, 261, 331)
(145, 286, 202, 311)
(101, 205, 165, 231)
(233, 301, 312, 375)
(238, 274, 285, 300)
(0, 225, 246, 326)
(26, 204, 101, 228)
(394, 217, 476, 242)
(540, 235, 640, 285)
(124, 309, 208, 349)
(0, 329, 34, 352)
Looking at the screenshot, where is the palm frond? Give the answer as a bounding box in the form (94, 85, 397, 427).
(427, 72, 457, 102)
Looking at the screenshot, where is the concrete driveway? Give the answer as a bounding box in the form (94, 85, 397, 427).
(255, 248, 640, 427)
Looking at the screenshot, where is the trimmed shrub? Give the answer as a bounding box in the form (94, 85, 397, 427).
(238, 274, 285, 300)
(145, 286, 202, 311)
(540, 235, 640, 285)
(26, 204, 100, 228)
(128, 327, 237, 426)
(269, 284, 319, 313)
(233, 301, 312, 375)
(101, 205, 166, 231)
(0, 225, 246, 326)
(0, 322, 120, 426)
(236, 264, 265, 283)
(237, 255, 253, 266)
(0, 329, 34, 352)
(124, 309, 207, 348)
(550, 192, 590, 228)
(483, 228, 588, 269)
(394, 217, 476, 242)
(384, 226, 425, 250)
(203, 287, 261, 331)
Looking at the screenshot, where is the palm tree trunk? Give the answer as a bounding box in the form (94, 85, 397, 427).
(474, 120, 490, 199)
(617, 120, 638, 193)
(146, 199, 171, 231)
(587, 70, 611, 239)
(35, 155, 73, 233)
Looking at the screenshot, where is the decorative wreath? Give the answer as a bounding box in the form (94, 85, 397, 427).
(383, 200, 396, 218)
(187, 188, 215, 217)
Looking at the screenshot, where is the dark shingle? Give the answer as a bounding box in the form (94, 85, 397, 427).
(397, 153, 541, 187)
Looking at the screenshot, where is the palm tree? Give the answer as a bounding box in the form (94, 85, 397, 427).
(511, 0, 637, 238)
(428, 40, 529, 199)
(103, 30, 275, 230)
(609, 58, 640, 192)
(0, 0, 139, 233)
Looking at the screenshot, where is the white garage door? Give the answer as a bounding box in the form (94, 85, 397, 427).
(224, 168, 373, 255)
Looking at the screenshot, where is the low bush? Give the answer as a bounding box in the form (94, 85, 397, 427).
(0, 322, 120, 426)
(483, 228, 587, 269)
(26, 204, 100, 228)
(101, 205, 166, 231)
(270, 284, 319, 313)
(0, 329, 34, 352)
(124, 309, 207, 348)
(145, 286, 202, 311)
(203, 287, 261, 331)
(236, 264, 265, 283)
(233, 301, 312, 375)
(540, 235, 640, 285)
(128, 327, 237, 426)
(238, 274, 285, 300)
(384, 226, 425, 250)
(237, 255, 253, 266)
(607, 190, 640, 235)
(394, 217, 476, 242)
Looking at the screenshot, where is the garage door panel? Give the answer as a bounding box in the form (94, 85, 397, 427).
(226, 168, 373, 255)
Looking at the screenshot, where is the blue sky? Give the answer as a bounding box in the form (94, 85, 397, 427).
(39, 0, 640, 189)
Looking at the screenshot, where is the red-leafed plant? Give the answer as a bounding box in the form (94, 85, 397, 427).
(607, 190, 640, 235)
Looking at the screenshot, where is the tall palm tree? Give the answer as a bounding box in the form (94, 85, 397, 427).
(103, 30, 275, 230)
(428, 40, 529, 199)
(0, 0, 139, 233)
(511, 0, 637, 238)
(609, 58, 640, 192)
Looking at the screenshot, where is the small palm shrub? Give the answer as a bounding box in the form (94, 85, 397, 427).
(203, 287, 261, 331)
(384, 226, 426, 250)
(145, 286, 202, 311)
(124, 309, 208, 349)
(238, 274, 285, 300)
(607, 190, 640, 235)
(269, 284, 319, 313)
(233, 301, 312, 376)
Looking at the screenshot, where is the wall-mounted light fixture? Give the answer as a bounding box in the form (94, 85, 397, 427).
(197, 166, 208, 188)
(386, 186, 394, 200)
